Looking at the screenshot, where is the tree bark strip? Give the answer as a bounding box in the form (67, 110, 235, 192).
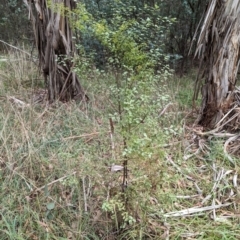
(24, 0, 87, 102)
(194, 0, 240, 128)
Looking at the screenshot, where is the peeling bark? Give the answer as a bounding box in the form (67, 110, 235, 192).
(24, 0, 87, 102)
(194, 0, 240, 128)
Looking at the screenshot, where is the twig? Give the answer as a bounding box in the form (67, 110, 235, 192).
(8, 96, 30, 107)
(192, 107, 239, 137)
(224, 133, 240, 165)
(163, 203, 232, 217)
(207, 133, 235, 138)
(82, 176, 88, 212)
(212, 198, 216, 221)
(13, 169, 36, 191)
(192, 127, 220, 136)
(62, 132, 109, 140)
(166, 155, 195, 181)
(35, 171, 77, 191)
(158, 103, 173, 118)
(214, 106, 237, 128)
(194, 182, 203, 194)
(212, 168, 224, 192)
(176, 195, 201, 199)
(233, 173, 238, 188)
(0, 39, 31, 56)
(109, 118, 115, 160)
(183, 148, 201, 160)
(152, 141, 182, 148)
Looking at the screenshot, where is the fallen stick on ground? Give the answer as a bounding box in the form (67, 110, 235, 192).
(62, 131, 110, 140)
(36, 171, 77, 192)
(163, 202, 232, 217)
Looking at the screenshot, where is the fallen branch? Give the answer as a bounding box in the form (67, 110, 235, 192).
(0, 39, 32, 56)
(163, 202, 232, 217)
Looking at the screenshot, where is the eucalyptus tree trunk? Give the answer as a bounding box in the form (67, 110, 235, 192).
(194, 0, 240, 128)
(24, 0, 87, 102)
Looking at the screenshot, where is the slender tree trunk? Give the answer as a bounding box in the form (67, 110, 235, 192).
(194, 0, 240, 128)
(24, 0, 87, 102)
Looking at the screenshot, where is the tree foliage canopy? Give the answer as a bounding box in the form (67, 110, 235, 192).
(71, 0, 207, 72)
(0, 0, 30, 49)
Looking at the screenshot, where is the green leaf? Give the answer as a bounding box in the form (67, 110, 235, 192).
(47, 202, 55, 210)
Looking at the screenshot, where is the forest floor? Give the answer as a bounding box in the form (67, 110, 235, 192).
(0, 51, 240, 240)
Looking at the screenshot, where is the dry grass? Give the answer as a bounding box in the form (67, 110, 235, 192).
(0, 51, 240, 239)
